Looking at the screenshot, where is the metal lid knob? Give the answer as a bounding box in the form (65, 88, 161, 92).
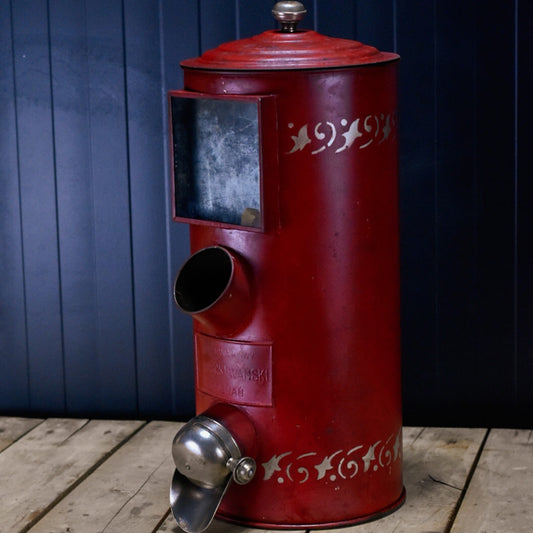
(272, 1, 307, 33)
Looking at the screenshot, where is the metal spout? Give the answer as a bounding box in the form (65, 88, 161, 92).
(173, 246, 253, 336)
(170, 415, 256, 533)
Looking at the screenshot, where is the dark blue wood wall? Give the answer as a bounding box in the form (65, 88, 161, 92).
(1, 0, 531, 427)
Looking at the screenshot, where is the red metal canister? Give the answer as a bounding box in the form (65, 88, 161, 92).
(169, 2, 403, 530)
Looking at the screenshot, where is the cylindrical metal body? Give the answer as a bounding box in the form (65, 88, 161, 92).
(170, 19, 402, 530)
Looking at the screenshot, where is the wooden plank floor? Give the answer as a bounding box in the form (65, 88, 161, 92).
(0, 418, 530, 533)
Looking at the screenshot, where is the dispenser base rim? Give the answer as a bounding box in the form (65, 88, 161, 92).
(215, 486, 406, 530)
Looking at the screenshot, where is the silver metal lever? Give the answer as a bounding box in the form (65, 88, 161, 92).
(170, 415, 256, 533)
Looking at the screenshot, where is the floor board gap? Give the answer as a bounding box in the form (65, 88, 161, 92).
(443, 427, 491, 533)
(19, 420, 148, 533)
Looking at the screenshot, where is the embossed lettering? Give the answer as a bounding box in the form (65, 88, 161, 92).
(215, 363, 269, 383)
(195, 334, 273, 407)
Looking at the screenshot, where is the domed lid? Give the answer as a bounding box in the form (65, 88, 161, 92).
(181, 1, 399, 71)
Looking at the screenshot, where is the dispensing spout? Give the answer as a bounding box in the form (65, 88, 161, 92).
(173, 246, 253, 336)
(170, 412, 256, 532)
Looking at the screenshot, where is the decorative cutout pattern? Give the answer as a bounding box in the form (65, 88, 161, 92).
(287, 112, 397, 156)
(262, 429, 402, 485)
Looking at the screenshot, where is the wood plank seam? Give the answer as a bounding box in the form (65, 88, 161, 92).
(151, 509, 173, 533)
(28, 420, 182, 532)
(55, 418, 92, 444)
(427, 473, 462, 491)
(2, 421, 505, 533)
(100, 453, 169, 532)
(18, 420, 149, 533)
(443, 428, 491, 533)
(449, 428, 533, 531)
(0, 418, 45, 453)
(409, 427, 427, 445)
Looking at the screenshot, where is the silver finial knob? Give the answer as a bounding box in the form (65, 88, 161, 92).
(272, 1, 307, 33)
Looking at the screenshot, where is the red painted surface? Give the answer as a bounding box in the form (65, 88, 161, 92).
(171, 27, 402, 529)
(181, 28, 397, 70)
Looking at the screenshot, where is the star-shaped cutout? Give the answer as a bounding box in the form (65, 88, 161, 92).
(262, 452, 291, 481)
(362, 441, 380, 472)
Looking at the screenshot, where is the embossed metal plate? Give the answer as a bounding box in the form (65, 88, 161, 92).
(195, 333, 273, 407)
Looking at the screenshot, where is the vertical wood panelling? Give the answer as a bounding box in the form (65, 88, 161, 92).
(0, 1, 29, 410)
(122, 1, 172, 417)
(434, 0, 479, 422)
(517, 0, 533, 420)
(473, 1, 516, 424)
(396, 0, 439, 422)
(238, 0, 276, 39)
(429, 1, 517, 426)
(47, 0, 98, 415)
(199, 0, 237, 52)
(356, 0, 395, 51)
(0, 0, 531, 426)
(85, 0, 137, 415)
(300, 0, 315, 31)
(315, 0, 356, 39)
(11, 0, 65, 413)
(161, 1, 200, 418)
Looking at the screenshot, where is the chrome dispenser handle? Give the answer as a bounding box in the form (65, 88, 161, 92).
(170, 416, 256, 533)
